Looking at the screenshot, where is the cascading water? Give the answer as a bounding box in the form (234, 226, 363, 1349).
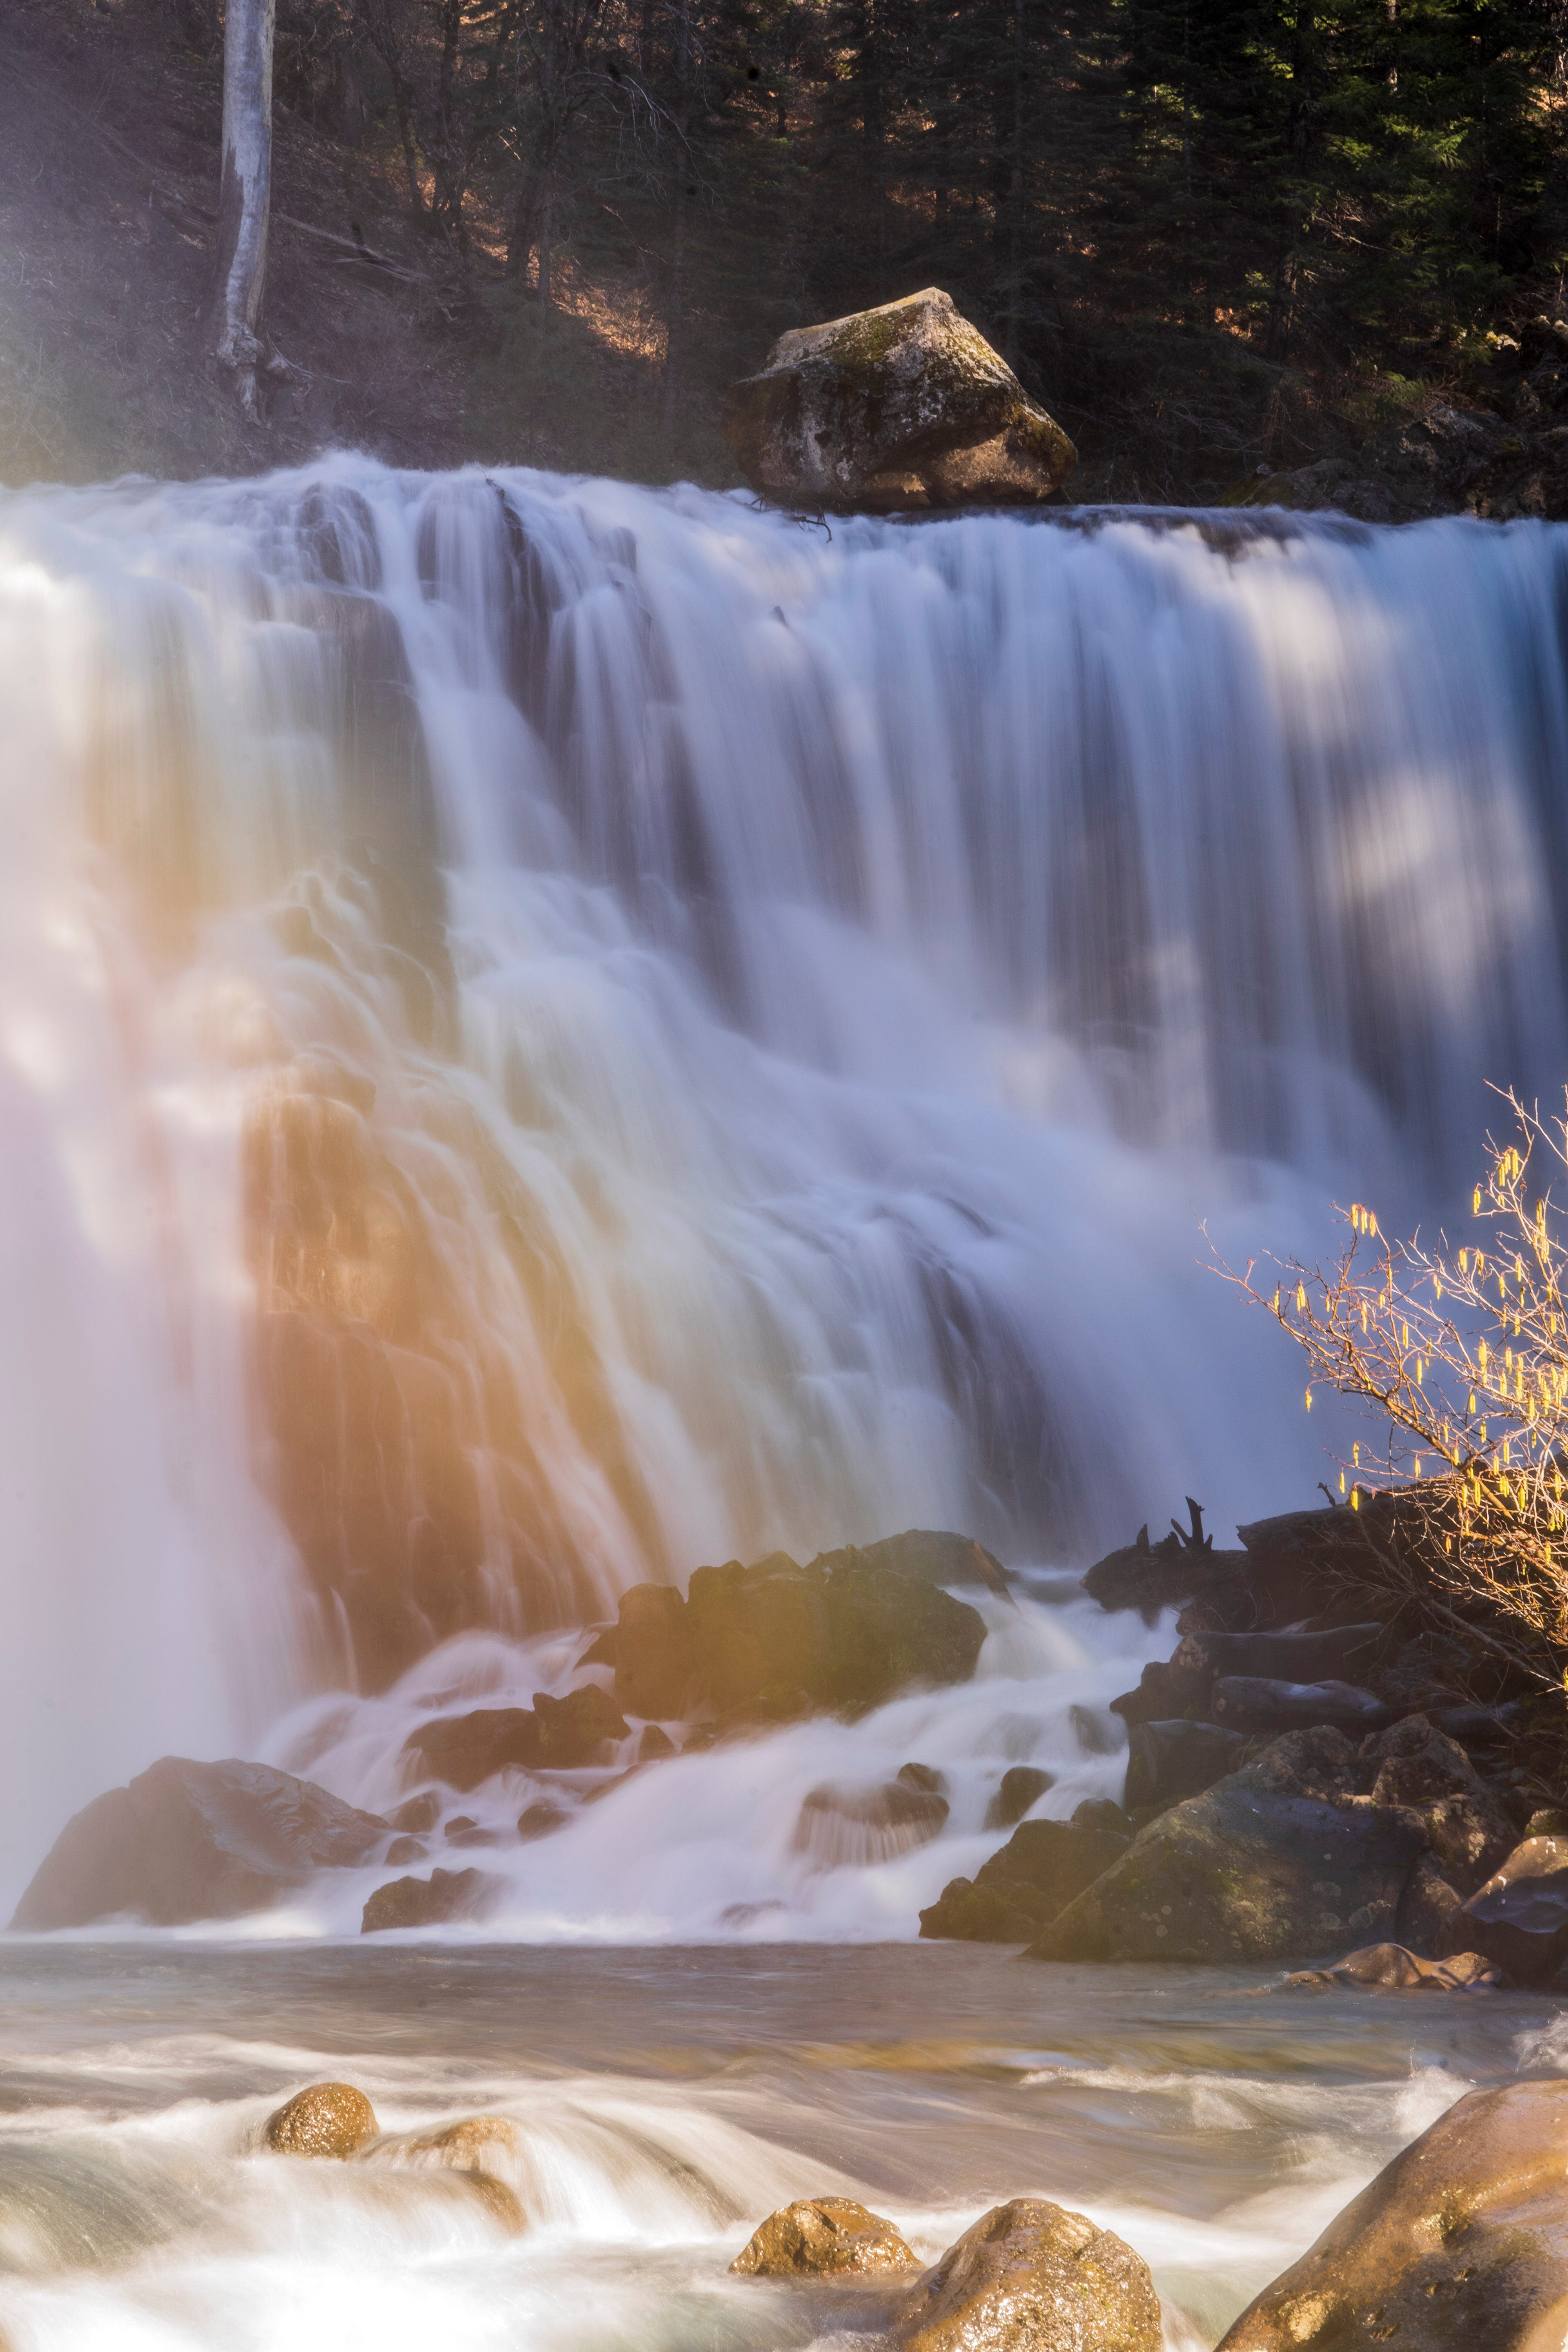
(4, 461, 1568, 1904)
(7, 460, 1568, 2351)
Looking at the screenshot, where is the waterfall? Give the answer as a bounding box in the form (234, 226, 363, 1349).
(2, 457, 1566, 1893)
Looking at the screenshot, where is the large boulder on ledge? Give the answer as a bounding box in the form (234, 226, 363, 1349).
(722, 288, 1076, 513)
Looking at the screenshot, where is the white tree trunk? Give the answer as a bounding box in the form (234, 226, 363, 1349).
(212, 0, 276, 415)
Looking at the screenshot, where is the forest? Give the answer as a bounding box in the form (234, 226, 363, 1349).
(222, 0, 1568, 496)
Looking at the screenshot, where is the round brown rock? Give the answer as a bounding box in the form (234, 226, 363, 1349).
(1216, 2078, 1568, 2352)
(731, 2196, 921, 2277)
(263, 2081, 379, 2158)
(405, 2115, 521, 2174)
(892, 2199, 1160, 2352)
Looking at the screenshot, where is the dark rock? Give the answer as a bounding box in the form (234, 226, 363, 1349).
(263, 2082, 379, 2157)
(1110, 1662, 1186, 1728)
(1031, 1736, 1426, 1964)
(400, 1686, 630, 1792)
(722, 288, 1075, 514)
(1210, 1678, 1390, 1737)
(1214, 2079, 1568, 2351)
(686, 1553, 831, 1718)
(793, 1781, 949, 1869)
(360, 1867, 503, 1933)
(610, 1583, 693, 1719)
(820, 1553, 988, 1711)
(898, 1762, 949, 1795)
(1526, 1807, 1568, 1839)
(516, 1802, 568, 1841)
(1185, 1624, 1386, 1683)
(836, 1529, 1011, 1594)
(385, 1835, 428, 1866)
(920, 1816, 1130, 1942)
(890, 2197, 1160, 2352)
(1282, 1942, 1505, 1992)
(731, 2196, 921, 2277)
(575, 1625, 618, 1671)
(985, 1766, 1054, 1829)
(11, 1757, 390, 1931)
(1071, 1798, 1132, 1836)
(1398, 1851, 1465, 1953)
(390, 1792, 440, 1834)
(445, 1821, 507, 1847)
(1363, 1715, 1516, 1896)
(1124, 1721, 1250, 1813)
(1436, 1835, 1568, 1985)
(637, 1724, 677, 1763)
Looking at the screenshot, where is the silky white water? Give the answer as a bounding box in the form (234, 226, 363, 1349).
(3, 466, 1568, 2344)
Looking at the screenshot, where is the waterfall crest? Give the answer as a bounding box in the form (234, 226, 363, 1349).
(2, 458, 1566, 1878)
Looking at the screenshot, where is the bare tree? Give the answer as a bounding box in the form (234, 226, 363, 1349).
(211, 0, 279, 412)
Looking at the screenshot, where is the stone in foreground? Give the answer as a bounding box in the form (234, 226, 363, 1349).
(920, 1813, 1131, 1944)
(891, 2198, 1160, 2352)
(1216, 2080, 1568, 2351)
(264, 2081, 379, 2157)
(731, 2196, 920, 2277)
(11, 1756, 390, 1930)
(722, 289, 1075, 513)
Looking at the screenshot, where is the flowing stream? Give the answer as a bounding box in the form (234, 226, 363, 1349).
(4, 463, 1568, 2345)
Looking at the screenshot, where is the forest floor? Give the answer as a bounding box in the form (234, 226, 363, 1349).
(0, 0, 733, 489)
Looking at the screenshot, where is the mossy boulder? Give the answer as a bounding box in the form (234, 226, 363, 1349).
(722, 288, 1075, 513)
(921, 1812, 1131, 1944)
(1029, 1733, 1427, 1964)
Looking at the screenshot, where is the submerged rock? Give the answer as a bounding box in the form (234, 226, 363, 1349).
(1283, 1942, 1504, 1992)
(722, 288, 1075, 513)
(360, 1866, 503, 1933)
(891, 2198, 1160, 2352)
(920, 1814, 1131, 1943)
(1215, 2079, 1568, 2350)
(264, 2082, 379, 2157)
(11, 1757, 390, 1930)
(1435, 1835, 1568, 1985)
(792, 1780, 949, 1869)
(731, 2196, 921, 2277)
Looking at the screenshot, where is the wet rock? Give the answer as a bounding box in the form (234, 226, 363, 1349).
(1282, 1942, 1504, 1992)
(1110, 1662, 1187, 1729)
(793, 1780, 949, 1869)
(1210, 1677, 1390, 1738)
(445, 1820, 506, 1847)
(516, 1802, 568, 1841)
(1072, 1798, 1132, 1836)
(838, 1529, 1012, 1595)
(390, 1792, 441, 1834)
(611, 1583, 695, 1720)
(984, 1765, 1054, 1829)
(264, 2082, 379, 2157)
(1124, 1720, 1250, 1813)
(463, 2172, 528, 2232)
(1398, 1851, 1465, 1953)
(403, 2115, 522, 2174)
(820, 1553, 988, 1711)
(920, 1816, 1131, 1942)
(1526, 1807, 1568, 1839)
(1068, 1704, 1117, 1756)
(637, 1724, 677, 1764)
(891, 2197, 1160, 2352)
(686, 1553, 832, 1718)
(1214, 2078, 1568, 2351)
(731, 2196, 921, 2277)
(401, 1686, 629, 1792)
(1031, 1735, 1426, 1964)
(1363, 1715, 1515, 1896)
(1435, 1835, 1568, 1985)
(11, 1757, 391, 1930)
(360, 1866, 503, 1933)
(385, 1834, 428, 1866)
(898, 1762, 949, 1796)
(722, 288, 1076, 513)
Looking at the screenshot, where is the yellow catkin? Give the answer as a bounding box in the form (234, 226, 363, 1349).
(1339, 1470, 1346, 1493)
(1296, 1283, 1307, 1313)
(1474, 1189, 1482, 1215)
(1305, 1388, 1313, 1412)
